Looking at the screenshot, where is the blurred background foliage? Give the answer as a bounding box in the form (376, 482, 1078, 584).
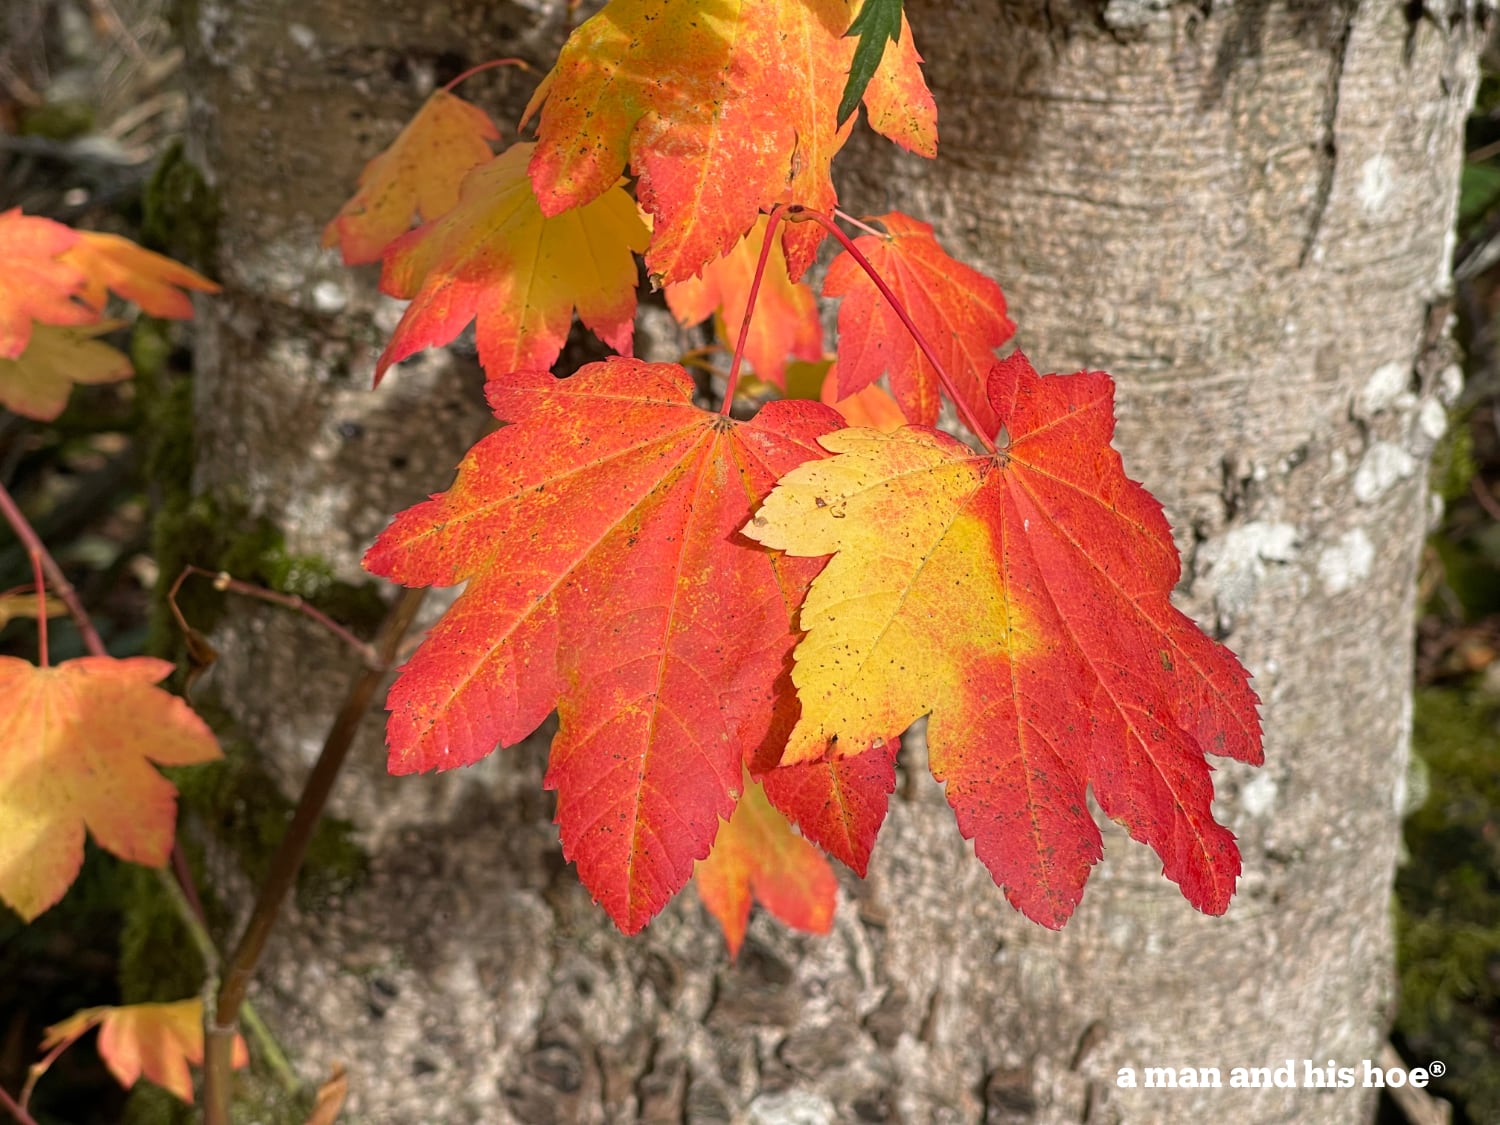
(1394, 37, 1500, 1125)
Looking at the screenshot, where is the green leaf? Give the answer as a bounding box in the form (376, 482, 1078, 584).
(837, 0, 904, 129)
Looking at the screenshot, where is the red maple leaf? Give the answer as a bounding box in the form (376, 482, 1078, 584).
(744, 353, 1263, 927)
(365, 359, 841, 931)
(824, 211, 1015, 433)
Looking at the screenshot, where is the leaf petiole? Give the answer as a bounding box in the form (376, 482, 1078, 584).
(832, 207, 889, 241)
(722, 205, 789, 415)
(787, 206, 997, 451)
(0, 480, 105, 660)
(441, 57, 533, 94)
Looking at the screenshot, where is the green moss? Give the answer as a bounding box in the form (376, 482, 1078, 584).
(20, 100, 94, 140)
(123, 1070, 313, 1125)
(142, 142, 220, 270)
(1395, 688, 1500, 1124)
(169, 699, 368, 907)
(1430, 406, 1476, 504)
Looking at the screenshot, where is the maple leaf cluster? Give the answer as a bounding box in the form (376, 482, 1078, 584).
(0, 210, 219, 420)
(324, 0, 1263, 947)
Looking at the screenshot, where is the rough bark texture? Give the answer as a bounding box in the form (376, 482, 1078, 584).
(178, 0, 1481, 1121)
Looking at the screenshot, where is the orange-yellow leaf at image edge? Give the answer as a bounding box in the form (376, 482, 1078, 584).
(745, 353, 1263, 928)
(0, 322, 134, 423)
(0, 656, 222, 921)
(0, 208, 91, 358)
(525, 0, 936, 284)
(323, 88, 501, 265)
(694, 775, 838, 957)
(665, 214, 823, 388)
(37, 999, 247, 1104)
(365, 359, 843, 932)
(376, 142, 648, 382)
(62, 230, 220, 319)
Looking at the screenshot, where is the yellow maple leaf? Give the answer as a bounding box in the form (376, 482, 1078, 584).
(0, 322, 133, 422)
(375, 142, 648, 381)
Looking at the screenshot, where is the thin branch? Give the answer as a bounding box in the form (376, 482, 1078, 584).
(201, 586, 427, 1124)
(169, 565, 378, 668)
(0, 1084, 40, 1125)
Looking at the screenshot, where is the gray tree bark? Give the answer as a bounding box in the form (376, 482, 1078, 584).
(178, 0, 1481, 1121)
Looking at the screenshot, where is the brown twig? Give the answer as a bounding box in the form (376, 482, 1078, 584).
(201, 586, 426, 1124)
(169, 565, 379, 669)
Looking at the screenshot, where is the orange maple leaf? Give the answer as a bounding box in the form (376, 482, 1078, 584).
(525, 0, 936, 284)
(857, 5, 938, 159)
(819, 369, 906, 432)
(323, 88, 501, 265)
(376, 142, 648, 382)
(665, 214, 823, 388)
(744, 354, 1262, 927)
(694, 774, 838, 957)
(0, 322, 134, 422)
(35, 999, 247, 1104)
(365, 360, 842, 932)
(0, 209, 91, 359)
(824, 211, 1016, 433)
(62, 231, 220, 319)
(0, 656, 222, 921)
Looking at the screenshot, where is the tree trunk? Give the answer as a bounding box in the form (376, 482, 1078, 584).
(178, 0, 1481, 1121)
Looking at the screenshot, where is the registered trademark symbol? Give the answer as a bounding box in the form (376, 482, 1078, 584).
(1430, 1060, 1446, 1077)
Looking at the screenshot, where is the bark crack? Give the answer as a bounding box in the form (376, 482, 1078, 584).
(1300, 0, 1361, 267)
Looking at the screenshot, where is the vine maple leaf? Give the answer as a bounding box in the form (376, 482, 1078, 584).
(62, 231, 220, 318)
(757, 742, 897, 875)
(36, 999, 247, 1104)
(694, 774, 838, 957)
(841, 0, 937, 161)
(0, 322, 134, 422)
(376, 142, 648, 382)
(666, 214, 823, 387)
(365, 360, 842, 931)
(323, 88, 500, 265)
(524, 0, 936, 284)
(824, 211, 1015, 433)
(0, 656, 222, 921)
(0, 209, 91, 358)
(744, 353, 1262, 927)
